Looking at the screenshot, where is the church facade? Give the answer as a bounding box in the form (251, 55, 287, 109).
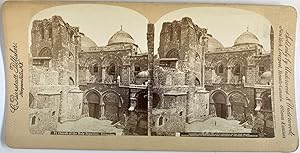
(29, 15, 273, 137)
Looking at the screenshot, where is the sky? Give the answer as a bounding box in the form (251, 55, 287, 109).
(30, 4, 272, 53)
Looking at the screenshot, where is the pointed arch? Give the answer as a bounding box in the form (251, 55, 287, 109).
(165, 48, 179, 58)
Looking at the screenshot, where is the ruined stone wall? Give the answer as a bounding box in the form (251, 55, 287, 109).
(158, 17, 207, 60)
(187, 90, 210, 123)
(31, 15, 80, 86)
(152, 108, 186, 136)
(29, 94, 60, 134)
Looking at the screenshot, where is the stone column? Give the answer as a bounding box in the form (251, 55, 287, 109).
(147, 23, 154, 136)
(85, 67, 90, 83)
(209, 98, 216, 117)
(226, 102, 233, 120)
(99, 99, 106, 120)
(212, 69, 216, 83)
(227, 66, 232, 84)
(101, 66, 106, 83)
(82, 98, 89, 117)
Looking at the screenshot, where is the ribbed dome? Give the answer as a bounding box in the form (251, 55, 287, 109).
(207, 34, 224, 52)
(234, 31, 260, 46)
(80, 33, 97, 52)
(108, 29, 136, 46)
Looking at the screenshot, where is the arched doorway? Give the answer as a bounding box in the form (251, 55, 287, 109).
(212, 90, 227, 119)
(136, 91, 148, 111)
(227, 91, 249, 121)
(86, 91, 101, 118)
(102, 91, 122, 122)
(29, 93, 34, 108)
(134, 91, 148, 135)
(261, 91, 272, 111)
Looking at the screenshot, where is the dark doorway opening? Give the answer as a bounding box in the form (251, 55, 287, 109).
(86, 91, 100, 118)
(212, 91, 227, 119)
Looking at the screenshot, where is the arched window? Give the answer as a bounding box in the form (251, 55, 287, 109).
(233, 63, 241, 75)
(195, 77, 201, 86)
(108, 63, 116, 75)
(158, 116, 164, 126)
(52, 111, 56, 116)
(31, 116, 36, 125)
(259, 66, 265, 75)
(166, 49, 179, 58)
(218, 64, 224, 74)
(93, 64, 98, 73)
(69, 77, 74, 85)
(29, 93, 34, 108)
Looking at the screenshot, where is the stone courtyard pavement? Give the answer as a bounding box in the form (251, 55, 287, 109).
(57, 117, 124, 135)
(185, 117, 251, 133)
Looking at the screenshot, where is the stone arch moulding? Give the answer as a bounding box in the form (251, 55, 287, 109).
(165, 48, 179, 59)
(83, 57, 102, 68)
(101, 54, 123, 67)
(83, 88, 102, 119)
(209, 89, 233, 119)
(227, 56, 247, 68)
(209, 89, 228, 104)
(83, 88, 102, 100)
(210, 56, 228, 68)
(101, 89, 124, 107)
(226, 90, 249, 107)
(100, 90, 124, 121)
(226, 90, 249, 121)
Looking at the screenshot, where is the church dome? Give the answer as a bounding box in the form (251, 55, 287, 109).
(80, 33, 97, 52)
(234, 31, 260, 46)
(260, 71, 272, 85)
(207, 34, 224, 52)
(108, 28, 136, 46)
(261, 71, 272, 79)
(136, 71, 149, 78)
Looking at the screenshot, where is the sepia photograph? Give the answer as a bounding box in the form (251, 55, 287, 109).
(28, 4, 149, 136)
(28, 4, 274, 138)
(151, 7, 274, 137)
(1, 1, 298, 151)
